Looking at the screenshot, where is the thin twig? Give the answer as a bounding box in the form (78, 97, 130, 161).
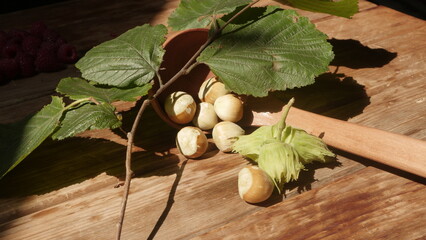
(118, 127, 127, 136)
(185, 62, 201, 75)
(115, 132, 134, 239)
(115, 1, 261, 239)
(218, 0, 260, 33)
(130, 99, 151, 135)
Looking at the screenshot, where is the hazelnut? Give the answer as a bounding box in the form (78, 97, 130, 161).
(214, 94, 243, 122)
(164, 91, 196, 124)
(238, 166, 274, 203)
(198, 77, 230, 104)
(212, 121, 245, 152)
(176, 126, 208, 158)
(192, 102, 219, 130)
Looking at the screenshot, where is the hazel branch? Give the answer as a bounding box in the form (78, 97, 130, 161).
(115, 1, 261, 239)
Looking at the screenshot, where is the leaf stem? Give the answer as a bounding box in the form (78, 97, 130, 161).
(64, 98, 91, 111)
(115, 1, 261, 239)
(156, 71, 164, 88)
(64, 97, 102, 112)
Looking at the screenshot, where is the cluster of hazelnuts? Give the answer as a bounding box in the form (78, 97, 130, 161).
(164, 76, 245, 157)
(163, 76, 274, 203)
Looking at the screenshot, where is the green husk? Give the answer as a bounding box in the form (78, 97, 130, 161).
(232, 125, 274, 161)
(258, 140, 304, 192)
(290, 128, 335, 164)
(232, 98, 335, 193)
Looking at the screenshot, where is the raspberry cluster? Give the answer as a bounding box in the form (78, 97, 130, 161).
(0, 21, 78, 85)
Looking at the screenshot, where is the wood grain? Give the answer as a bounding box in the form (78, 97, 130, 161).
(192, 167, 426, 240)
(0, 0, 425, 240)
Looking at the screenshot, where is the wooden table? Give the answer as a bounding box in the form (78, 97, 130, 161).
(0, 0, 425, 239)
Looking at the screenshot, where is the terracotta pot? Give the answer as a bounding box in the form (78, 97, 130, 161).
(151, 28, 215, 129)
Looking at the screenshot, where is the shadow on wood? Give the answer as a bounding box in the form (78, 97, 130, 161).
(283, 160, 342, 194)
(147, 159, 188, 240)
(0, 106, 180, 199)
(329, 38, 397, 69)
(272, 72, 370, 120)
(271, 38, 397, 120)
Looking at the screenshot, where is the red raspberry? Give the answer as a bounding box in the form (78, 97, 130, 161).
(22, 34, 42, 56)
(39, 40, 60, 52)
(17, 53, 36, 77)
(6, 30, 27, 45)
(0, 58, 19, 80)
(29, 21, 48, 38)
(0, 31, 7, 50)
(7, 29, 28, 38)
(42, 29, 60, 43)
(2, 43, 21, 59)
(56, 37, 67, 46)
(35, 46, 65, 72)
(0, 30, 7, 40)
(57, 43, 78, 63)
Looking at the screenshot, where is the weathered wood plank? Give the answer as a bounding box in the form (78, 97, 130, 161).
(314, 6, 426, 139)
(192, 167, 426, 240)
(0, 149, 365, 240)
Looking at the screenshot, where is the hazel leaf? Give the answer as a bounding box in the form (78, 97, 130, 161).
(76, 24, 167, 87)
(0, 97, 65, 179)
(276, 0, 359, 18)
(198, 6, 334, 97)
(56, 77, 152, 103)
(168, 0, 252, 31)
(52, 103, 122, 140)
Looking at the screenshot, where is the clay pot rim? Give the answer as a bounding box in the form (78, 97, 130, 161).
(151, 28, 212, 130)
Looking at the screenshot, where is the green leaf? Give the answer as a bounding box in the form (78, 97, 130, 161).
(0, 97, 65, 179)
(198, 7, 334, 97)
(56, 77, 152, 103)
(52, 103, 121, 140)
(76, 24, 167, 87)
(168, 0, 252, 31)
(277, 0, 358, 18)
